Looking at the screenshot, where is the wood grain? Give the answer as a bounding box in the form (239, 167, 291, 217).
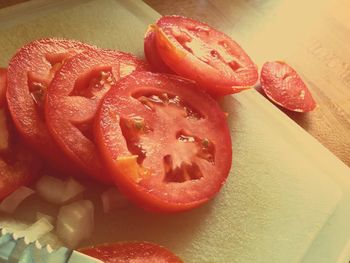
(1, 0, 349, 168)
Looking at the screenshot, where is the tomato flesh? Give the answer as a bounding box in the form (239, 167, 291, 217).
(79, 242, 183, 263)
(6, 38, 95, 172)
(260, 61, 316, 112)
(152, 16, 258, 95)
(46, 49, 148, 183)
(95, 72, 232, 212)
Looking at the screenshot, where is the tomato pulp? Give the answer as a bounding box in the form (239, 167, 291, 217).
(151, 16, 258, 96)
(6, 38, 95, 172)
(46, 49, 148, 183)
(260, 61, 316, 112)
(80, 242, 183, 263)
(95, 72, 232, 212)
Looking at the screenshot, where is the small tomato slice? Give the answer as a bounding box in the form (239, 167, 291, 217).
(79, 242, 183, 263)
(46, 49, 148, 183)
(6, 38, 95, 172)
(144, 27, 173, 73)
(260, 61, 316, 112)
(95, 72, 232, 212)
(153, 15, 258, 95)
(0, 68, 6, 107)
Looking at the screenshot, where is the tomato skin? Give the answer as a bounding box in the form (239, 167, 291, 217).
(95, 72, 232, 212)
(0, 68, 6, 107)
(144, 27, 173, 74)
(46, 49, 148, 183)
(153, 16, 258, 96)
(6, 38, 95, 173)
(260, 61, 316, 112)
(79, 242, 183, 263)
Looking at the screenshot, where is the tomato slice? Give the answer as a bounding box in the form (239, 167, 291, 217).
(46, 49, 148, 183)
(0, 68, 6, 107)
(151, 16, 258, 96)
(6, 38, 95, 172)
(260, 61, 316, 112)
(79, 242, 183, 263)
(0, 79, 42, 200)
(95, 72, 232, 212)
(144, 27, 173, 73)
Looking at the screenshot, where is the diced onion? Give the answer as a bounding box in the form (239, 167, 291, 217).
(0, 109, 9, 151)
(36, 212, 55, 225)
(14, 217, 54, 243)
(56, 200, 94, 248)
(35, 176, 66, 204)
(61, 177, 85, 203)
(35, 175, 85, 205)
(0, 186, 35, 214)
(101, 187, 129, 213)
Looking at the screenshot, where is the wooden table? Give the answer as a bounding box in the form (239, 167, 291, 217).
(1, 0, 350, 167)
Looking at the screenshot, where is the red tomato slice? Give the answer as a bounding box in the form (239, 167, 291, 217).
(6, 38, 95, 172)
(79, 242, 183, 263)
(0, 68, 6, 107)
(144, 27, 173, 73)
(152, 16, 258, 95)
(0, 101, 42, 200)
(260, 61, 316, 112)
(46, 49, 148, 183)
(95, 72, 232, 212)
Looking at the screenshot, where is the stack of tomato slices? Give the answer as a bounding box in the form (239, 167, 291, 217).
(0, 14, 317, 262)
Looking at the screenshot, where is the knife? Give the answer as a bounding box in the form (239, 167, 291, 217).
(0, 228, 103, 263)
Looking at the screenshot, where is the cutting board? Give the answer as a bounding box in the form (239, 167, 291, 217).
(0, 0, 350, 262)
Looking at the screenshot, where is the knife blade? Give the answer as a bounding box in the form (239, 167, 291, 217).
(0, 228, 103, 263)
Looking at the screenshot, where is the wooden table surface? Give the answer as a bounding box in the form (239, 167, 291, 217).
(1, 0, 349, 167)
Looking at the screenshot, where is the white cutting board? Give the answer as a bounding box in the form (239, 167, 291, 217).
(0, 1, 349, 262)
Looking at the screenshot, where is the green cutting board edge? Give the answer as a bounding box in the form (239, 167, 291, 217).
(0, 1, 349, 262)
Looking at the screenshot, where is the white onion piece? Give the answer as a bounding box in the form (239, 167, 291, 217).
(56, 200, 94, 248)
(0, 109, 9, 151)
(101, 187, 129, 213)
(36, 212, 55, 225)
(14, 217, 54, 243)
(0, 186, 35, 214)
(61, 177, 85, 203)
(35, 176, 85, 205)
(35, 176, 66, 204)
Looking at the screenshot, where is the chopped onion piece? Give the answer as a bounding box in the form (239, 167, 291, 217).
(0, 186, 35, 214)
(56, 200, 94, 248)
(35, 175, 85, 205)
(14, 217, 54, 243)
(36, 212, 55, 225)
(36, 176, 66, 204)
(101, 187, 129, 213)
(0, 109, 9, 151)
(61, 177, 85, 203)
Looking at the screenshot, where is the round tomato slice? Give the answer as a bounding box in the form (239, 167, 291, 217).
(144, 27, 173, 73)
(79, 242, 183, 263)
(95, 72, 232, 212)
(260, 61, 316, 112)
(153, 16, 258, 95)
(0, 68, 6, 107)
(46, 49, 148, 183)
(6, 38, 95, 172)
